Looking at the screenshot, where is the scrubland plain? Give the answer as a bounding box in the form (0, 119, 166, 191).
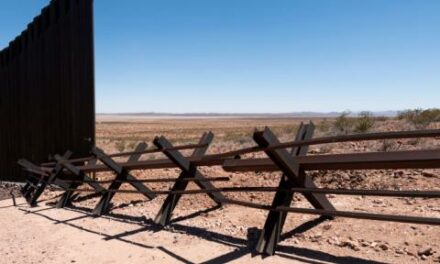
(1, 115, 439, 263)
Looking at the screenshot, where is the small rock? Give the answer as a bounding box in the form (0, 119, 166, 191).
(418, 247, 434, 256)
(310, 235, 322, 243)
(422, 171, 437, 178)
(339, 172, 350, 181)
(395, 249, 404, 254)
(405, 249, 416, 256)
(360, 241, 370, 247)
(327, 236, 339, 245)
(372, 199, 384, 205)
(394, 170, 404, 178)
(339, 241, 360, 251)
(379, 244, 389, 251)
(322, 224, 332, 231)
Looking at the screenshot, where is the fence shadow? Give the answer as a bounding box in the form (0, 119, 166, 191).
(0, 194, 62, 209)
(18, 204, 385, 264)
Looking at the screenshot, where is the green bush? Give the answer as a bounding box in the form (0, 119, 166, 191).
(334, 111, 355, 134)
(397, 108, 440, 128)
(354, 111, 375, 133)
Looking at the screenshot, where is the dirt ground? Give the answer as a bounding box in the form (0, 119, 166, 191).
(1, 117, 440, 263)
(0, 183, 21, 200)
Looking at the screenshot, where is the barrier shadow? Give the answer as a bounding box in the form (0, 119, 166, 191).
(19, 204, 385, 264)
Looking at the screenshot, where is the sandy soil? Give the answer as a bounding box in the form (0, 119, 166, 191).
(1, 118, 440, 263)
(1, 192, 439, 264)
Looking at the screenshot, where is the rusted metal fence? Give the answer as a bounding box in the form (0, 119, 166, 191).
(0, 0, 95, 182)
(18, 123, 440, 256)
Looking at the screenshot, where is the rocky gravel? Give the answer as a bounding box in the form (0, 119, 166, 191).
(0, 182, 21, 201)
(1, 119, 439, 263)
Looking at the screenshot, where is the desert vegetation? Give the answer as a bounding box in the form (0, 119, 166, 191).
(398, 108, 440, 129)
(60, 115, 440, 262)
(2, 113, 439, 263)
(94, 109, 440, 156)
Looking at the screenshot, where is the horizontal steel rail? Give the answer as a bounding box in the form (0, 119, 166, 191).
(275, 207, 440, 225)
(223, 149, 440, 172)
(212, 198, 440, 226)
(39, 149, 440, 174)
(41, 142, 210, 167)
(18, 127, 440, 257)
(39, 129, 440, 168)
(201, 128, 440, 161)
(48, 186, 440, 198)
(58, 176, 230, 184)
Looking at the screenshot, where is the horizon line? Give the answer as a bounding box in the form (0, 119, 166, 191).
(96, 110, 401, 117)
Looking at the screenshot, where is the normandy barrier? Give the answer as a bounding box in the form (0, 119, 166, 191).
(0, 0, 95, 181)
(18, 123, 440, 256)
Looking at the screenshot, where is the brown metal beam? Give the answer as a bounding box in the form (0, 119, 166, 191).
(201, 128, 440, 161)
(275, 207, 440, 225)
(223, 149, 440, 172)
(58, 176, 230, 184)
(48, 186, 440, 198)
(41, 142, 210, 167)
(39, 149, 440, 174)
(40, 129, 440, 168)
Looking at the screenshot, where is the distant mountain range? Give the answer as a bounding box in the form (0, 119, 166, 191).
(97, 111, 399, 118)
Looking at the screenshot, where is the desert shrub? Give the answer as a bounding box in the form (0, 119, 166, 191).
(223, 132, 247, 142)
(354, 111, 375, 133)
(317, 118, 331, 133)
(380, 139, 398, 152)
(397, 108, 440, 128)
(420, 108, 440, 124)
(333, 111, 354, 134)
(272, 125, 298, 137)
(115, 140, 126, 152)
(127, 141, 138, 150)
(397, 109, 419, 121)
(319, 144, 333, 154)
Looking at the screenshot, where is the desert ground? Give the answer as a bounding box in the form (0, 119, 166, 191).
(1, 116, 440, 263)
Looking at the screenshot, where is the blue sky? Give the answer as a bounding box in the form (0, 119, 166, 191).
(1, 0, 439, 113)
